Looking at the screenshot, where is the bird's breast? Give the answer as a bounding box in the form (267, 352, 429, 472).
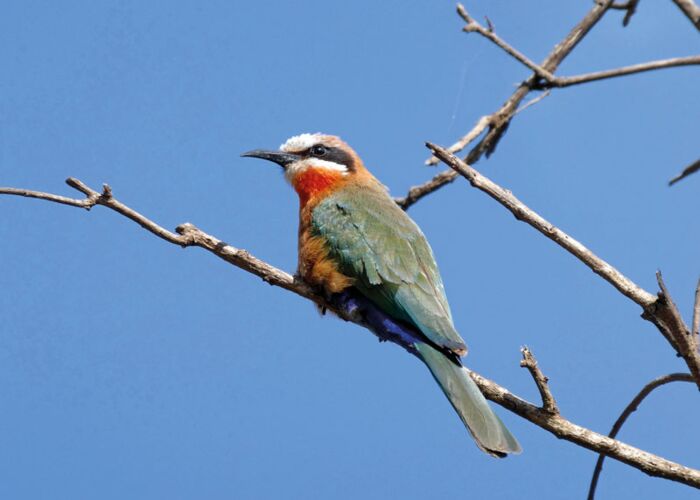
(291, 168, 346, 207)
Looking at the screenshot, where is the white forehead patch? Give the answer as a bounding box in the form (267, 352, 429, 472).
(280, 133, 323, 153)
(284, 158, 348, 183)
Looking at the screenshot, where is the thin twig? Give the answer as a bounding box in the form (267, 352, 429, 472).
(669, 158, 700, 186)
(611, 0, 642, 26)
(400, 0, 615, 208)
(515, 90, 551, 115)
(534, 55, 700, 89)
(587, 373, 695, 500)
(424, 115, 491, 167)
(427, 143, 700, 390)
(3, 179, 700, 488)
(421, 92, 550, 170)
(395, 170, 463, 210)
(456, 4, 556, 82)
(0, 185, 103, 209)
(672, 0, 700, 29)
(520, 347, 558, 414)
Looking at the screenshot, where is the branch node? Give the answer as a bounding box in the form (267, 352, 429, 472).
(175, 222, 198, 246)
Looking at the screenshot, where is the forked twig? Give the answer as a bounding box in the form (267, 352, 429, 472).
(402, 0, 615, 208)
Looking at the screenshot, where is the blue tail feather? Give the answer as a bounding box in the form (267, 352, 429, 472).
(333, 291, 521, 457)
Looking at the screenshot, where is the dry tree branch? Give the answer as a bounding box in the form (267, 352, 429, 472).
(456, 5, 700, 90)
(425, 144, 655, 307)
(587, 373, 696, 500)
(669, 158, 700, 186)
(405, 0, 615, 209)
(531, 55, 700, 89)
(2, 179, 700, 488)
(410, 1, 699, 209)
(0, 185, 106, 209)
(426, 143, 700, 389)
(395, 169, 468, 209)
(672, 0, 700, 29)
(417, 92, 550, 174)
(423, 115, 491, 167)
(472, 368, 700, 488)
(456, 5, 556, 83)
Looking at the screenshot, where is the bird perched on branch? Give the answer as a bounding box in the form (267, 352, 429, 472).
(242, 133, 520, 457)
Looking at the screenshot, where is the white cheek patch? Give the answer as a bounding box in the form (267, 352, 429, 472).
(280, 133, 323, 153)
(285, 159, 349, 183)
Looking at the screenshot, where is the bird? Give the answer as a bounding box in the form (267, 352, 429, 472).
(242, 133, 520, 457)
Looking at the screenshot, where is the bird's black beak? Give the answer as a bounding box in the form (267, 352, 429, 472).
(241, 149, 301, 169)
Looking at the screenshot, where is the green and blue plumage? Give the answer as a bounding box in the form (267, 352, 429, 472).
(312, 183, 521, 457)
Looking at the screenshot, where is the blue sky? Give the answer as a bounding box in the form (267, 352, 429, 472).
(1, 1, 699, 499)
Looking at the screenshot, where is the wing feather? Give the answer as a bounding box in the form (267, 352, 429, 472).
(312, 183, 467, 354)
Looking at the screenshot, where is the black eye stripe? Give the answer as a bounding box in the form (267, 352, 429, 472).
(307, 146, 355, 171)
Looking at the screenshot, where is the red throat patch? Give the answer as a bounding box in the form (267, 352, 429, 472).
(292, 168, 346, 206)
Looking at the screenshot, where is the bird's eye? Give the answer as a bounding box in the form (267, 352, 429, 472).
(310, 145, 328, 157)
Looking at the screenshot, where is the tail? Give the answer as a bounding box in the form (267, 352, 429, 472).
(415, 342, 521, 458)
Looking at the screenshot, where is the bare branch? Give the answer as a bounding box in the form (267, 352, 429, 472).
(456, 4, 556, 82)
(456, 7, 699, 89)
(534, 55, 700, 89)
(520, 347, 558, 414)
(587, 373, 695, 500)
(3, 179, 700, 487)
(427, 143, 700, 389)
(420, 93, 550, 170)
(400, 0, 615, 208)
(406, 2, 698, 209)
(0, 184, 102, 209)
(514, 90, 551, 115)
(468, 0, 613, 158)
(395, 170, 463, 210)
(426, 142, 656, 307)
(669, 158, 700, 186)
(672, 0, 700, 29)
(424, 115, 491, 167)
(472, 370, 700, 488)
(0, 181, 345, 314)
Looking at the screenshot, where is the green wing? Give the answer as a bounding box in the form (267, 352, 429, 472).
(311, 183, 467, 355)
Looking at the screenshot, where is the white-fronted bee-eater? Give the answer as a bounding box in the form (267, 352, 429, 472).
(243, 133, 520, 457)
